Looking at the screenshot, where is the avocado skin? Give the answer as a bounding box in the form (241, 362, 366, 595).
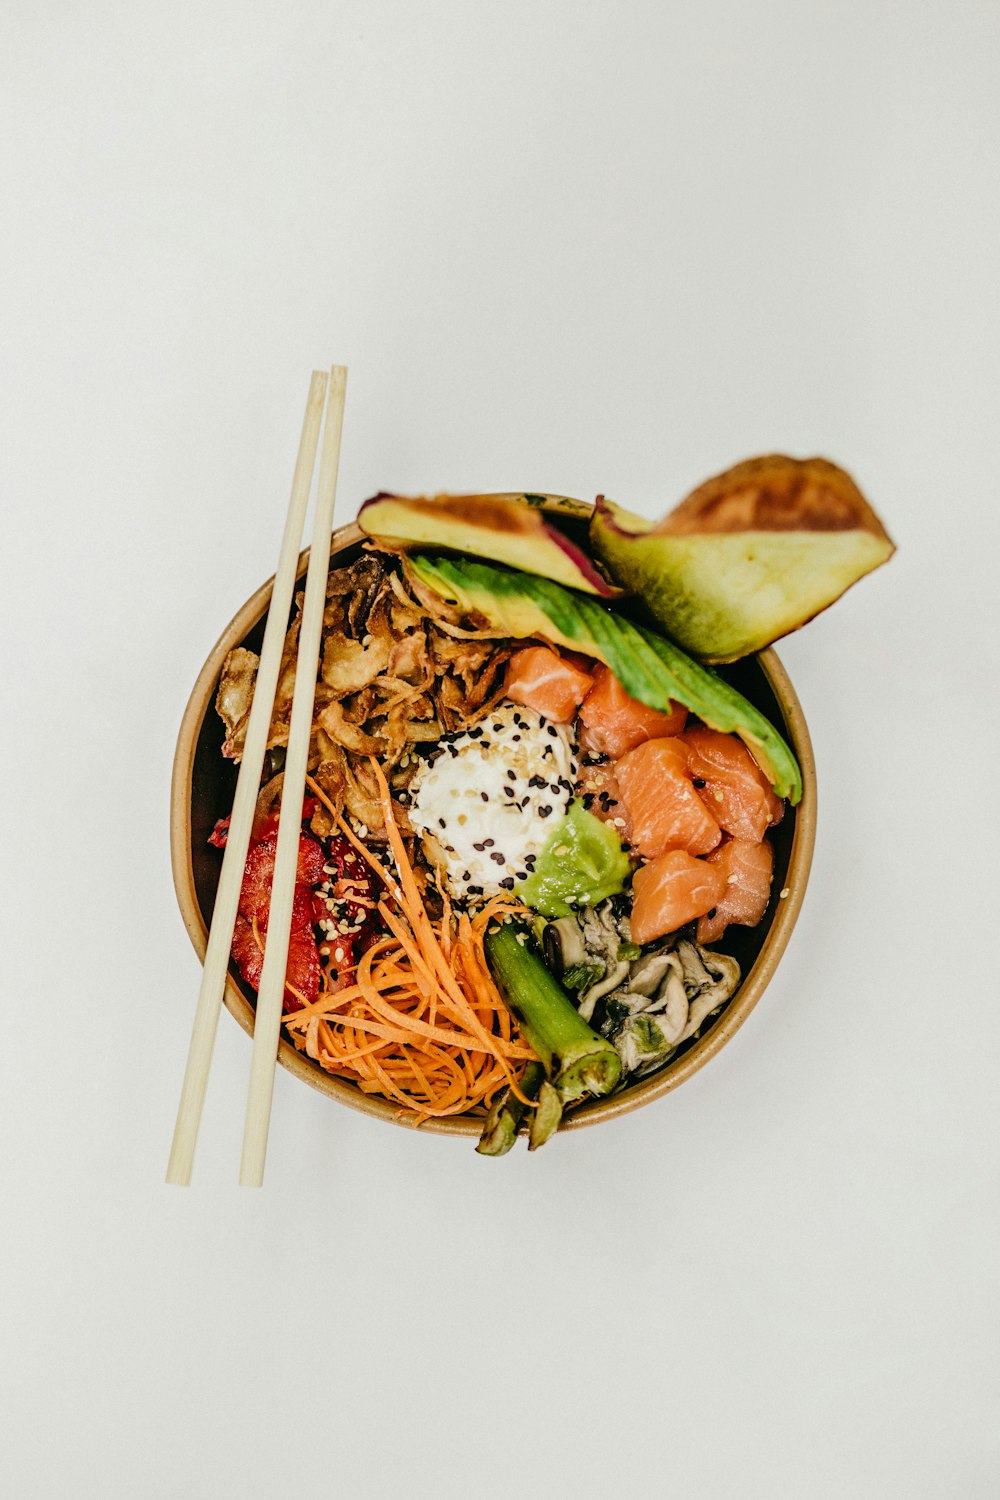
(358, 492, 624, 598)
(589, 461, 895, 662)
(409, 553, 802, 805)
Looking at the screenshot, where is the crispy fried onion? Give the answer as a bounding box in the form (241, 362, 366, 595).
(215, 548, 513, 836)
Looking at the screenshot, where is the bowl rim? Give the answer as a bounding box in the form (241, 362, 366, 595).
(170, 519, 816, 1136)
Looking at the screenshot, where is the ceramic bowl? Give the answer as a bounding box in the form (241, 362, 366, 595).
(171, 516, 816, 1136)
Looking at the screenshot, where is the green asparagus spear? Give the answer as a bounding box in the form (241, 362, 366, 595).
(476, 1061, 544, 1157)
(484, 922, 622, 1104)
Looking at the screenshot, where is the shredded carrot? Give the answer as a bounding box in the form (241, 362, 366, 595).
(290, 769, 538, 1123)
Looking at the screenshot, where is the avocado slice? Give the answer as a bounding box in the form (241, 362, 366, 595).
(590, 455, 895, 663)
(358, 491, 624, 598)
(409, 553, 802, 804)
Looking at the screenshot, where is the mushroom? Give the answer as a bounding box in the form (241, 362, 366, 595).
(676, 945, 740, 1042)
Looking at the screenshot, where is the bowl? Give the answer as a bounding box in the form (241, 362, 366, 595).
(171, 516, 816, 1137)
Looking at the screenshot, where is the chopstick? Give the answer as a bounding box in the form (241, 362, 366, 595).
(239, 366, 348, 1186)
(166, 368, 334, 1186)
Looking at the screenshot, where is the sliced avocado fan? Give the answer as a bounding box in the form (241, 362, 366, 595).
(409, 553, 802, 804)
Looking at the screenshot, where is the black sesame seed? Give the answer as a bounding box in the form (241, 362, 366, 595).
(706, 907, 717, 919)
(506, 769, 516, 781)
(490, 852, 505, 864)
(499, 876, 515, 889)
(503, 786, 515, 797)
(438, 818, 446, 829)
(539, 805, 552, 818)
(512, 734, 521, 742)
(693, 778, 706, 789)
(480, 791, 489, 802)
(484, 839, 495, 847)
(472, 841, 486, 852)
(547, 725, 557, 737)
(462, 871, 471, 881)
(582, 794, 595, 810)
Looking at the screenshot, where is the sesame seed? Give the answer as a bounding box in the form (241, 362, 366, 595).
(779, 887, 790, 899)
(500, 876, 514, 889)
(480, 791, 489, 802)
(539, 805, 552, 818)
(693, 778, 706, 789)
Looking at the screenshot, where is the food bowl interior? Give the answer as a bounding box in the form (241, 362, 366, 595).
(180, 520, 811, 1135)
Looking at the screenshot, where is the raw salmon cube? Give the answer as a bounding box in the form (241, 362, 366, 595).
(696, 838, 775, 944)
(615, 737, 722, 858)
(630, 850, 728, 945)
(684, 728, 784, 843)
(504, 646, 594, 724)
(578, 664, 687, 758)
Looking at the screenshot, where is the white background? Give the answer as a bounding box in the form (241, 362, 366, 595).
(2, 3, 998, 1497)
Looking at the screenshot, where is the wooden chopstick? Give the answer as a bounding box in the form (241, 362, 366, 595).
(239, 366, 348, 1186)
(166, 370, 330, 1186)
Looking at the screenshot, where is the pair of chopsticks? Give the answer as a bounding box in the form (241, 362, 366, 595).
(167, 367, 348, 1186)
